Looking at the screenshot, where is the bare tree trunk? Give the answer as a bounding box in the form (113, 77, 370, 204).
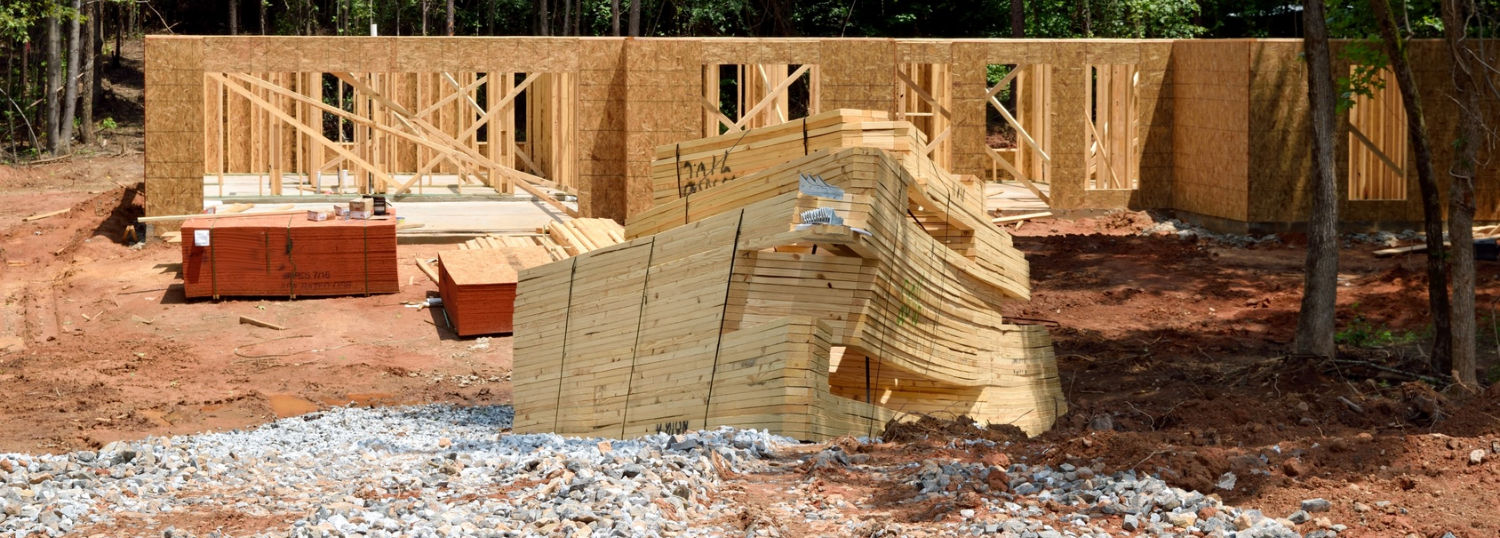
(1369, 0, 1452, 371)
(539, 0, 550, 35)
(1011, 0, 1024, 37)
(422, 0, 429, 35)
(1442, 0, 1482, 388)
(229, 0, 240, 34)
(628, 0, 639, 36)
(611, 0, 620, 35)
(59, 0, 81, 154)
(45, 14, 62, 154)
(561, 0, 571, 36)
(446, 0, 454, 35)
(81, 1, 96, 147)
(113, 3, 122, 67)
(1296, 0, 1340, 359)
(92, 6, 102, 112)
(1080, 0, 1091, 37)
(260, 0, 267, 34)
(574, 0, 582, 35)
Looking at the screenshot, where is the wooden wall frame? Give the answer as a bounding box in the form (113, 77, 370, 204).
(147, 37, 1498, 231)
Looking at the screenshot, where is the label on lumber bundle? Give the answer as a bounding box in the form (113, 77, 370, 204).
(798, 173, 845, 200)
(193, 229, 211, 247)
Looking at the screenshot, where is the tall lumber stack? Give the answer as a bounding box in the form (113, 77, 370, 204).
(181, 216, 399, 299)
(513, 111, 1064, 441)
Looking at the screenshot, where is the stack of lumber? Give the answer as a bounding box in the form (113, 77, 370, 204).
(540, 218, 625, 256)
(650, 109, 952, 206)
(180, 215, 399, 299)
(438, 246, 555, 336)
(512, 113, 1064, 442)
(456, 234, 569, 262)
(453, 218, 623, 259)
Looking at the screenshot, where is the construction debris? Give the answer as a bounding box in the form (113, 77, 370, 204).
(22, 208, 70, 222)
(238, 315, 287, 331)
(513, 111, 1064, 441)
(992, 211, 1053, 225)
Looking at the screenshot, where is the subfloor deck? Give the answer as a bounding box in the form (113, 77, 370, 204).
(200, 199, 571, 241)
(204, 174, 516, 199)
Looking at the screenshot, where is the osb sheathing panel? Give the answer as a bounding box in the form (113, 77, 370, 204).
(576, 39, 626, 220)
(698, 39, 822, 64)
(1171, 40, 1250, 222)
(621, 40, 700, 217)
(143, 36, 205, 223)
(896, 40, 955, 64)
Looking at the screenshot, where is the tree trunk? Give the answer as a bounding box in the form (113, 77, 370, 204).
(561, 0, 572, 36)
(92, 5, 102, 114)
(574, 0, 582, 35)
(1295, 0, 1340, 359)
(611, 0, 620, 35)
(1369, 0, 1451, 372)
(539, 0, 550, 35)
(1442, 0, 1482, 388)
(422, 0, 429, 36)
(1080, 0, 1091, 37)
(447, 0, 455, 35)
(81, 1, 96, 147)
(628, 0, 639, 36)
(230, 0, 239, 34)
(259, 0, 267, 34)
(113, 3, 122, 67)
(59, 0, 82, 154)
(45, 14, 62, 154)
(1011, 0, 1024, 37)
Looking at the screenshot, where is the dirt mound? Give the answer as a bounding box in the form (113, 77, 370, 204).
(882, 415, 1028, 444)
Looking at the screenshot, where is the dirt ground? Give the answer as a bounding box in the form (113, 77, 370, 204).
(2, 38, 1497, 537)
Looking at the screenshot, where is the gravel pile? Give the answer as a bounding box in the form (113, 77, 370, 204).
(2, 406, 1332, 537)
(1138, 219, 1279, 248)
(1, 405, 782, 537)
(786, 443, 1319, 538)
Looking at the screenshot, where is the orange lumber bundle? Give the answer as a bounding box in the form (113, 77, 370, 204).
(437, 246, 554, 336)
(181, 215, 399, 299)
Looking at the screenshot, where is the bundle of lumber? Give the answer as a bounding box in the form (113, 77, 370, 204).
(540, 218, 625, 256)
(513, 115, 1063, 442)
(438, 246, 555, 336)
(650, 109, 944, 206)
(180, 215, 399, 299)
(455, 234, 569, 261)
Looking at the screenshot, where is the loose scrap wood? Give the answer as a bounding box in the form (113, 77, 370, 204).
(992, 211, 1053, 225)
(239, 316, 286, 330)
(22, 208, 70, 222)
